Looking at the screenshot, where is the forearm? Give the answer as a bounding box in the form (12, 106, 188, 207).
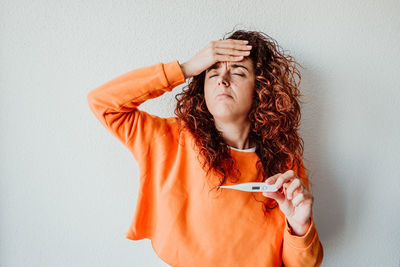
(87, 60, 185, 119)
(86, 60, 186, 147)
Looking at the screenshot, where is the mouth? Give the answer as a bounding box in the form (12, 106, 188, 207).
(217, 93, 233, 99)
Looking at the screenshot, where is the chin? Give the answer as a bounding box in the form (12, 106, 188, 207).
(211, 113, 237, 123)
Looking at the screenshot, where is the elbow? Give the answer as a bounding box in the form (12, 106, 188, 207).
(86, 90, 95, 105)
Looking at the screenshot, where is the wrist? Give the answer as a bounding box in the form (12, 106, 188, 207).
(179, 62, 190, 79)
(287, 218, 311, 236)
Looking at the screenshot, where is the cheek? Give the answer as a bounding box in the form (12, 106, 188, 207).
(204, 78, 214, 89)
(204, 78, 218, 94)
(242, 92, 254, 107)
(239, 82, 255, 102)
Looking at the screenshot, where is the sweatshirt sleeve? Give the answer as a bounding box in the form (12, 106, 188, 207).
(282, 159, 324, 267)
(86, 60, 186, 164)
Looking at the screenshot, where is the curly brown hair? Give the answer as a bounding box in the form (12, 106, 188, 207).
(174, 29, 305, 211)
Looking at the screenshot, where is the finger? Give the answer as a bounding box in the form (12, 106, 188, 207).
(286, 178, 303, 200)
(215, 39, 252, 50)
(218, 38, 248, 45)
(290, 186, 304, 200)
(215, 54, 244, 62)
(294, 190, 314, 207)
(215, 48, 251, 56)
(265, 173, 281, 184)
(282, 182, 289, 194)
(263, 173, 285, 203)
(292, 192, 306, 207)
(274, 170, 298, 190)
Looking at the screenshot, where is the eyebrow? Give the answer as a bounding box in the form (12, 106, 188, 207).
(206, 63, 250, 73)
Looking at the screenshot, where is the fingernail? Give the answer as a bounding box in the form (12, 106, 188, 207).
(243, 40, 248, 43)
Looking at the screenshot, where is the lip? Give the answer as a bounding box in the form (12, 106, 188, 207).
(217, 93, 232, 98)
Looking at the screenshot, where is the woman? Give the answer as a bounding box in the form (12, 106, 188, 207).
(87, 30, 323, 266)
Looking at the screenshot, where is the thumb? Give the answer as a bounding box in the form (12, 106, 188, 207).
(262, 190, 285, 203)
(263, 173, 285, 205)
(263, 173, 284, 203)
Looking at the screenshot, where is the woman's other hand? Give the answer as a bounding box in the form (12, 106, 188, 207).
(179, 39, 252, 79)
(263, 170, 314, 236)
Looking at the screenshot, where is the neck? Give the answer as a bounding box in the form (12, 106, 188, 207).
(214, 118, 254, 150)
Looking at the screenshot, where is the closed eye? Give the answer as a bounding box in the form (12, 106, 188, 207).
(209, 73, 244, 78)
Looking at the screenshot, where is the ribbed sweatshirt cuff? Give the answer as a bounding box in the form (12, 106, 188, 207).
(284, 217, 318, 249)
(163, 60, 186, 89)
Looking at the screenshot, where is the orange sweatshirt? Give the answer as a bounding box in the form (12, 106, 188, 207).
(87, 60, 323, 267)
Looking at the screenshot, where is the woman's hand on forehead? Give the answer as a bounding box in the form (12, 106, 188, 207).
(180, 39, 252, 79)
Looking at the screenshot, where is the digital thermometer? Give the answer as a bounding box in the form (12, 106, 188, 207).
(217, 182, 278, 192)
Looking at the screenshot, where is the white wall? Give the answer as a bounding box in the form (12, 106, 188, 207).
(1, 0, 399, 266)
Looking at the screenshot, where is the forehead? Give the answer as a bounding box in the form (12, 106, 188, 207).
(206, 58, 253, 73)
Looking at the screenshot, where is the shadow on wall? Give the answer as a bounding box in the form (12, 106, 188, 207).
(300, 62, 349, 249)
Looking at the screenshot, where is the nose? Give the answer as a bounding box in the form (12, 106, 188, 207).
(217, 78, 229, 87)
(217, 71, 230, 87)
